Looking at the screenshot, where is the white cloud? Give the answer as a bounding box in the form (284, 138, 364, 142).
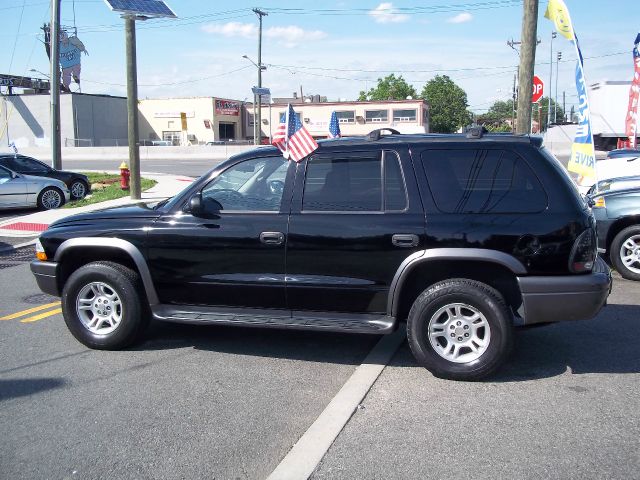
(202, 22, 327, 47)
(369, 3, 409, 24)
(265, 26, 327, 44)
(202, 22, 257, 38)
(448, 12, 473, 24)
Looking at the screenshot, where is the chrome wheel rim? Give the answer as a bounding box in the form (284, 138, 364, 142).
(41, 189, 62, 209)
(76, 282, 123, 335)
(619, 234, 640, 274)
(71, 181, 86, 199)
(428, 303, 491, 363)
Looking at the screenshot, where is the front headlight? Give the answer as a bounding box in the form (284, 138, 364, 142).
(35, 238, 48, 261)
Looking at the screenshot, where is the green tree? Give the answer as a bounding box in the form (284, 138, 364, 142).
(358, 74, 417, 101)
(537, 96, 566, 130)
(477, 99, 515, 131)
(420, 75, 472, 133)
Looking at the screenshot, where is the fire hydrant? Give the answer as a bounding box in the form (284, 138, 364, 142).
(119, 161, 130, 190)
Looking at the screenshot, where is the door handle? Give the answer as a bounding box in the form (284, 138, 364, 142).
(260, 231, 285, 246)
(392, 234, 419, 248)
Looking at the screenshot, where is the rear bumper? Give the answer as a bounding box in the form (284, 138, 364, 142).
(517, 257, 611, 325)
(30, 261, 60, 297)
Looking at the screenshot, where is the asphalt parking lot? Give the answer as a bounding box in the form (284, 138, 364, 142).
(1, 247, 639, 480)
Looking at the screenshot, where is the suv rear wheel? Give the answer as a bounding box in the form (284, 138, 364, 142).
(407, 279, 513, 381)
(610, 225, 640, 281)
(61, 261, 149, 349)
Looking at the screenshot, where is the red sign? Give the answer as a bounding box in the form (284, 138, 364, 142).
(215, 99, 240, 116)
(532, 75, 544, 103)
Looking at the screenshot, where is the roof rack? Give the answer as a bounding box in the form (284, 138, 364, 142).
(464, 125, 488, 139)
(366, 128, 401, 141)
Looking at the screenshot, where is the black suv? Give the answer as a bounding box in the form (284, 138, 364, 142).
(0, 154, 90, 200)
(30, 130, 611, 380)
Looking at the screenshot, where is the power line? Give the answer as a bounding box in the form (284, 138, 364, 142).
(79, 65, 254, 88)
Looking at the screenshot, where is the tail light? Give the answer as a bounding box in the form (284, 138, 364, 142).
(569, 228, 596, 273)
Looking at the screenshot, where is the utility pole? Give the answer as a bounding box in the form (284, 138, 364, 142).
(515, 0, 538, 134)
(50, 0, 62, 169)
(125, 16, 141, 199)
(562, 90, 566, 122)
(253, 8, 267, 146)
(547, 31, 556, 129)
(555, 51, 562, 123)
(511, 72, 517, 132)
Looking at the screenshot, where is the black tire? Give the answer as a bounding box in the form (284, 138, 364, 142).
(61, 261, 149, 350)
(610, 225, 640, 281)
(37, 186, 65, 210)
(69, 179, 89, 200)
(407, 279, 513, 381)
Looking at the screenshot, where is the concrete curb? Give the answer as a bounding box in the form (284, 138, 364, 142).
(266, 328, 406, 480)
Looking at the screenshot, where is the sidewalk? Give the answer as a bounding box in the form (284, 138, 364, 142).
(0, 172, 193, 246)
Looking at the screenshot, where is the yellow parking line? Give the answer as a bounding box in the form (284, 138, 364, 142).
(0, 302, 61, 321)
(20, 307, 63, 323)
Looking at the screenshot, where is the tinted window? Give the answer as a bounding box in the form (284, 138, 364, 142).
(0, 166, 11, 184)
(10, 156, 49, 174)
(201, 156, 288, 212)
(422, 149, 547, 213)
(303, 154, 382, 211)
(384, 151, 407, 211)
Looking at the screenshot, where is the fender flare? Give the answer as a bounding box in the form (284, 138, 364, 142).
(55, 237, 160, 305)
(387, 248, 527, 317)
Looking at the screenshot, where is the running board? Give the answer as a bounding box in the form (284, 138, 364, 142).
(152, 304, 396, 334)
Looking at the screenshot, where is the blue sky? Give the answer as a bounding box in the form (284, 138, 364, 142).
(1, 0, 638, 113)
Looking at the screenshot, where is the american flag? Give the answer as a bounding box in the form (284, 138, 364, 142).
(328, 111, 341, 138)
(271, 104, 318, 162)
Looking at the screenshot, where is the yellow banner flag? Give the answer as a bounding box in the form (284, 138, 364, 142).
(544, 0, 575, 41)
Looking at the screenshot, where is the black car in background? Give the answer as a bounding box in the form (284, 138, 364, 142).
(0, 154, 90, 200)
(589, 176, 640, 281)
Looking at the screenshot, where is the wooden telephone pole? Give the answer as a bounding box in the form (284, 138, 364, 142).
(516, 0, 539, 134)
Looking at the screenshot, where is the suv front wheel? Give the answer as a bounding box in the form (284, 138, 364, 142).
(61, 261, 149, 349)
(407, 279, 513, 381)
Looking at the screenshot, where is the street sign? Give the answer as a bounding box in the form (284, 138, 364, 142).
(532, 75, 544, 103)
(252, 87, 271, 97)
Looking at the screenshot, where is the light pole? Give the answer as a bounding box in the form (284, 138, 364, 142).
(242, 55, 267, 145)
(29, 68, 50, 79)
(555, 51, 562, 123)
(547, 31, 556, 129)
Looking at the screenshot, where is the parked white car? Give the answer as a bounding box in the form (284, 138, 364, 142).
(0, 165, 70, 210)
(596, 148, 640, 181)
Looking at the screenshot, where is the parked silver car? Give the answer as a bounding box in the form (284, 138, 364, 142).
(0, 164, 70, 210)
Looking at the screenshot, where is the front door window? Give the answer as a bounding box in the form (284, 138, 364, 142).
(201, 156, 288, 212)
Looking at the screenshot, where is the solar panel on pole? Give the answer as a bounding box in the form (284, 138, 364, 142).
(103, 0, 177, 18)
(102, 0, 177, 199)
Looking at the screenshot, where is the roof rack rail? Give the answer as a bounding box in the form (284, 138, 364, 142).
(464, 125, 488, 139)
(366, 128, 401, 141)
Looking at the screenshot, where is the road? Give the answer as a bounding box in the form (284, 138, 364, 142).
(1, 245, 639, 479)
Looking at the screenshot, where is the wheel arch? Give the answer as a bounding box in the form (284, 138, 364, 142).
(606, 216, 640, 252)
(388, 248, 526, 320)
(54, 238, 159, 305)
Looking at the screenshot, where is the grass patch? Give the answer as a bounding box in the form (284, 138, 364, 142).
(63, 172, 157, 209)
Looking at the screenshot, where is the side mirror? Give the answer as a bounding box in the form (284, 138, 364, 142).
(189, 193, 203, 216)
(11, 171, 20, 179)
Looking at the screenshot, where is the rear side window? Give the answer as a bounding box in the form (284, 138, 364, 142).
(302, 150, 407, 212)
(421, 149, 547, 214)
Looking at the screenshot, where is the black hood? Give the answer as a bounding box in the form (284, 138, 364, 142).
(50, 202, 162, 227)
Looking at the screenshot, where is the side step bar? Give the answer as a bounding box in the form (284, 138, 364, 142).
(152, 304, 396, 334)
